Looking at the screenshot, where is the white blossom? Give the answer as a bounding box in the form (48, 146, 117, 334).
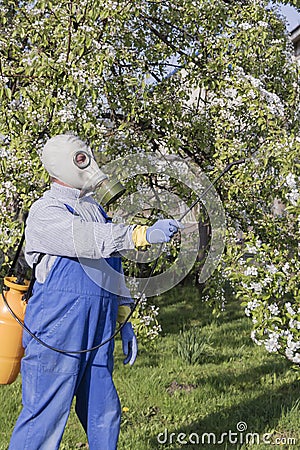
(262, 276, 272, 286)
(286, 302, 296, 316)
(286, 189, 299, 206)
(289, 319, 300, 330)
(286, 173, 297, 189)
(282, 262, 290, 275)
(286, 334, 300, 352)
(266, 264, 278, 275)
(251, 330, 262, 345)
(285, 348, 294, 360)
(292, 353, 300, 364)
(249, 282, 262, 293)
(0, 147, 10, 157)
(244, 74, 262, 88)
(239, 22, 252, 31)
(57, 53, 67, 63)
(265, 332, 280, 353)
(257, 21, 268, 28)
(244, 266, 258, 276)
(245, 299, 260, 316)
(268, 303, 280, 316)
(246, 244, 257, 254)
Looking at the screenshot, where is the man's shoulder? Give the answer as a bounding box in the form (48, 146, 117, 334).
(28, 190, 69, 217)
(30, 190, 58, 208)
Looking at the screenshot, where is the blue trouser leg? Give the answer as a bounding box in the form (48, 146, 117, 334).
(9, 361, 78, 450)
(75, 360, 121, 450)
(75, 297, 121, 450)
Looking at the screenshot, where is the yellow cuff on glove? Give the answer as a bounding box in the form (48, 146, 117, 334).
(132, 225, 149, 248)
(117, 305, 132, 324)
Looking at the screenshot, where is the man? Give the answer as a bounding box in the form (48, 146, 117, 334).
(9, 133, 180, 450)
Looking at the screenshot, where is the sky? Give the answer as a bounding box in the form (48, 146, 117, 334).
(279, 4, 300, 31)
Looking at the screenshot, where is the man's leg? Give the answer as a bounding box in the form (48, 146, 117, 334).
(75, 296, 121, 450)
(75, 358, 121, 450)
(9, 357, 79, 450)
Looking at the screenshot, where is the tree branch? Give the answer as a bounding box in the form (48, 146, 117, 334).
(66, 0, 73, 64)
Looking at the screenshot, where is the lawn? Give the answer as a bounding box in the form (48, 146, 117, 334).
(1, 285, 299, 449)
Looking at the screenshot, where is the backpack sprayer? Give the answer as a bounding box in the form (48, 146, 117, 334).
(0, 224, 29, 384)
(0, 158, 245, 384)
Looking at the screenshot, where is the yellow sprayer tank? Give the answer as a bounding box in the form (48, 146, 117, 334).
(0, 277, 28, 384)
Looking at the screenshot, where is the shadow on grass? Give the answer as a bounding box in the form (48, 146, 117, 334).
(195, 357, 291, 393)
(156, 285, 245, 336)
(150, 379, 300, 449)
(139, 304, 255, 368)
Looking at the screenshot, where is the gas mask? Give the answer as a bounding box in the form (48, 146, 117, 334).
(41, 134, 125, 205)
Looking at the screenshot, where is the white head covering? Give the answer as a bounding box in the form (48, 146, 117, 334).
(41, 134, 107, 193)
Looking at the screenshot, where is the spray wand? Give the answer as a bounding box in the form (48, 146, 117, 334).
(178, 158, 245, 222)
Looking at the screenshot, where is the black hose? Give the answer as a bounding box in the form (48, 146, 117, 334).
(1, 246, 161, 354)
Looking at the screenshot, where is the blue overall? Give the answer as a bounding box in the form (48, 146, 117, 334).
(9, 207, 122, 450)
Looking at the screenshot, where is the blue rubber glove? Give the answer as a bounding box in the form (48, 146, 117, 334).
(146, 219, 182, 244)
(120, 322, 138, 366)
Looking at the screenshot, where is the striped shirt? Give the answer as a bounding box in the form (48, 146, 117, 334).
(25, 182, 135, 302)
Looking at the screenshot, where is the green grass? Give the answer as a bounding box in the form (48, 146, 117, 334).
(1, 285, 299, 449)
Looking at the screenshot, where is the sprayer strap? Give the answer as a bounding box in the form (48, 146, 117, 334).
(25, 253, 45, 301)
(7, 211, 29, 277)
(8, 229, 26, 278)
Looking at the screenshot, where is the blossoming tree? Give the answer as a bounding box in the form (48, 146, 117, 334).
(0, 0, 299, 363)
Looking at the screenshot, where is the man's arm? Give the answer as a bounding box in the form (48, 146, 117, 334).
(25, 201, 135, 261)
